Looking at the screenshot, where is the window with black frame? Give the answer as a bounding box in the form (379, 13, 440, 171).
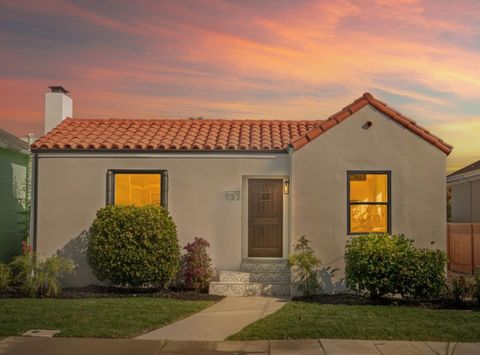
(347, 171, 390, 235)
(106, 170, 168, 208)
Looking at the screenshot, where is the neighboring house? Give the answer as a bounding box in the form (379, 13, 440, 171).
(0, 129, 30, 262)
(30, 87, 452, 295)
(447, 160, 480, 223)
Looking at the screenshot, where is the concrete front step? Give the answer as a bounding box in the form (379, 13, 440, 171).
(209, 282, 291, 297)
(219, 271, 290, 284)
(240, 260, 290, 272)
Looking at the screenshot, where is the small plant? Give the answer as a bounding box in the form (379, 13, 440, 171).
(449, 276, 473, 302)
(41, 256, 76, 297)
(181, 237, 213, 291)
(88, 205, 180, 287)
(0, 263, 12, 292)
(10, 242, 75, 297)
(288, 236, 321, 297)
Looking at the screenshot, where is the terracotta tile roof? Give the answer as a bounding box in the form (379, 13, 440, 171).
(291, 93, 453, 155)
(32, 93, 453, 155)
(32, 119, 323, 151)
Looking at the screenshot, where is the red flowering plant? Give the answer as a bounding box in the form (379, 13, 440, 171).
(21, 240, 32, 256)
(181, 237, 213, 292)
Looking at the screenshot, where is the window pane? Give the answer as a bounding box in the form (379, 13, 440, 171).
(350, 204, 388, 233)
(114, 174, 161, 206)
(349, 173, 388, 203)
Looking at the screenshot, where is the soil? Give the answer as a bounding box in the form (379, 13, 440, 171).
(294, 293, 478, 310)
(0, 284, 224, 301)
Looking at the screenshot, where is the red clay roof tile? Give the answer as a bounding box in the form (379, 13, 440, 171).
(31, 94, 452, 155)
(32, 119, 322, 152)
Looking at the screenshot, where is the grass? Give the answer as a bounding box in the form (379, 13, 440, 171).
(229, 300, 480, 342)
(0, 297, 214, 338)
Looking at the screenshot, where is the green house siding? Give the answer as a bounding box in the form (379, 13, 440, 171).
(0, 148, 29, 262)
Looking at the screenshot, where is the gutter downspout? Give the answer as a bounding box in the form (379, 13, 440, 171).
(30, 153, 38, 252)
(288, 146, 294, 257)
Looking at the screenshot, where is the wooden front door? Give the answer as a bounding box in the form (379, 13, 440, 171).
(248, 179, 283, 257)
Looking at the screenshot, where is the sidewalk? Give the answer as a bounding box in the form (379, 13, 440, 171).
(136, 296, 289, 341)
(1, 337, 479, 355)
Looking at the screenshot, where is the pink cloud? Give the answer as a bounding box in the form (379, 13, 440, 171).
(0, 0, 478, 170)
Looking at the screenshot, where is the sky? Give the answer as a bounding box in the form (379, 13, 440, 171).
(1, 0, 479, 172)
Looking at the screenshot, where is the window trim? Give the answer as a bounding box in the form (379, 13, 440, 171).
(347, 170, 391, 235)
(106, 169, 168, 208)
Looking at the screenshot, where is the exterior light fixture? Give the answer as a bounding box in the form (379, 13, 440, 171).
(283, 180, 290, 194)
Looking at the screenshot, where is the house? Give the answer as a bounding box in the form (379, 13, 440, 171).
(447, 160, 480, 223)
(30, 87, 452, 295)
(0, 128, 30, 262)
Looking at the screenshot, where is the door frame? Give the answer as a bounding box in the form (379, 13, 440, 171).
(241, 175, 290, 259)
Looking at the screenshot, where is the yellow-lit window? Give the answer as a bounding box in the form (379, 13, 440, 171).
(114, 173, 161, 207)
(348, 172, 390, 234)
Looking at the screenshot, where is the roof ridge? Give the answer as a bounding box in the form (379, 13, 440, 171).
(290, 93, 452, 155)
(64, 117, 324, 124)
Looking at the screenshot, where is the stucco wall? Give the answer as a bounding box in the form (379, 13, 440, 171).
(451, 179, 480, 223)
(291, 105, 447, 292)
(35, 153, 289, 286)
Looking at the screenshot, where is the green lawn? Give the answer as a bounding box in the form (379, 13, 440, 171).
(0, 298, 214, 338)
(229, 301, 480, 342)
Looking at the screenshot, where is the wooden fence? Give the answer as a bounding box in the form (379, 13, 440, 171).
(447, 223, 480, 274)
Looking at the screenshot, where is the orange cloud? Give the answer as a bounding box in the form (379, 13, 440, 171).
(0, 0, 478, 171)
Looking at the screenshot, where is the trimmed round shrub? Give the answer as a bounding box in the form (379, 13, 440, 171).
(88, 205, 180, 287)
(400, 248, 447, 299)
(345, 233, 414, 297)
(345, 233, 447, 299)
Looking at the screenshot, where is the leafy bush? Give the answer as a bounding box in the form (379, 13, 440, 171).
(345, 234, 413, 297)
(41, 256, 76, 296)
(400, 248, 447, 299)
(181, 237, 213, 291)
(0, 263, 12, 292)
(474, 271, 480, 304)
(345, 234, 447, 299)
(10, 244, 75, 297)
(288, 236, 322, 296)
(449, 276, 473, 302)
(88, 205, 180, 287)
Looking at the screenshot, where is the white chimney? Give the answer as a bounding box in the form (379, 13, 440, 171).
(44, 86, 72, 133)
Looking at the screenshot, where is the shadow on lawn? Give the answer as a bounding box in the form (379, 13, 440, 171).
(295, 293, 479, 310)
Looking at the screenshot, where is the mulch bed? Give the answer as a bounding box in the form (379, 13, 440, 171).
(294, 293, 478, 310)
(0, 284, 224, 301)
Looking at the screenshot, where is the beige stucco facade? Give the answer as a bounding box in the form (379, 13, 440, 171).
(35, 153, 290, 285)
(33, 104, 448, 289)
(291, 105, 447, 291)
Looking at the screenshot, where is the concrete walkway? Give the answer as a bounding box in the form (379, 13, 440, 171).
(136, 296, 289, 341)
(1, 337, 479, 355)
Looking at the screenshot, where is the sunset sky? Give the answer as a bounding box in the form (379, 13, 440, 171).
(1, 0, 479, 172)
